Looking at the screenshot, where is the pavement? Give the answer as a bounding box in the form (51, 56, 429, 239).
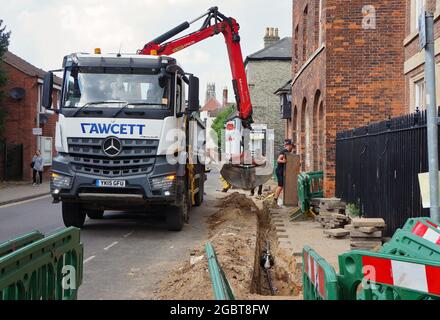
(0, 182, 51, 206)
(0, 172, 223, 300)
(270, 207, 350, 272)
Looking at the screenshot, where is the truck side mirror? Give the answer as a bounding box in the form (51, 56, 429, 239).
(188, 75, 200, 112)
(42, 72, 54, 108)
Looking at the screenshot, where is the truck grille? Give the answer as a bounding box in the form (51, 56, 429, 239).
(67, 138, 159, 177)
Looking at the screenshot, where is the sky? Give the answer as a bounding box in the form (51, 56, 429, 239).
(1, 0, 292, 104)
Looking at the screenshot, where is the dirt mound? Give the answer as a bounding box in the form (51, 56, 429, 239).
(215, 192, 259, 211)
(155, 195, 258, 300)
(154, 192, 301, 300)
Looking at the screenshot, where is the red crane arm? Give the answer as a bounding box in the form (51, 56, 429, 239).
(138, 7, 253, 127)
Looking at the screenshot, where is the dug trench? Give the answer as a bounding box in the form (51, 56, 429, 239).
(154, 192, 303, 300)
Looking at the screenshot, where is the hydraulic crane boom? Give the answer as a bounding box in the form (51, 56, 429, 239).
(138, 7, 273, 190)
(138, 6, 253, 128)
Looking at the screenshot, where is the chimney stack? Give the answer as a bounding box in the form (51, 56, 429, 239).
(222, 87, 228, 108)
(264, 27, 281, 48)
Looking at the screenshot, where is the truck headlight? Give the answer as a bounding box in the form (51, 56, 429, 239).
(51, 173, 72, 189)
(150, 175, 176, 190)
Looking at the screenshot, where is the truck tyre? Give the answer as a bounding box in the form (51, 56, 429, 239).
(87, 210, 105, 220)
(166, 181, 189, 231)
(194, 173, 205, 207)
(62, 203, 86, 229)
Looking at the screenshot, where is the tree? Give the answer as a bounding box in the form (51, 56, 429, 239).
(0, 20, 11, 138)
(211, 105, 235, 148)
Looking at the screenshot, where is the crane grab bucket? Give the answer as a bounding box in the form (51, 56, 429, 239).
(221, 164, 273, 191)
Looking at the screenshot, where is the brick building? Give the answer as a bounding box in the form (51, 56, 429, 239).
(290, 0, 406, 196)
(245, 28, 292, 156)
(0, 51, 61, 181)
(404, 0, 439, 113)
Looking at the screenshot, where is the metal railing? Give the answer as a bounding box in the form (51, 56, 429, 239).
(335, 109, 435, 236)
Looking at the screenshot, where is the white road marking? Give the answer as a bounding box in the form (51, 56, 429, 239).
(83, 256, 96, 264)
(123, 231, 134, 238)
(104, 241, 119, 251)
(0, 195, 51, 209)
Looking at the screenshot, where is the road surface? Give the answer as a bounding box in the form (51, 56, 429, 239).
(0, 172, 222, 300)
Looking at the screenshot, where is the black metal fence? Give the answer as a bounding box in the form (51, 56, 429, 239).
(335, 109, 434, 236)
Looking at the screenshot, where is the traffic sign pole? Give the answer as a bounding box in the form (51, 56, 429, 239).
(423, 12, 440, 223)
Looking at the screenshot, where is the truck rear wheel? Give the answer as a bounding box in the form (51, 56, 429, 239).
(87, 210, 105, 220)
(62, 203, 86, 229)
(194, 174, 204, 207)
(166, 181, 189, 231)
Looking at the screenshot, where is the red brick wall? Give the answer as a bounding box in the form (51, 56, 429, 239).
(291, 49, 326, 171)
(324, 0, 406, 195)
(1, 62, 58, 181)
(290, 0, 406, 197)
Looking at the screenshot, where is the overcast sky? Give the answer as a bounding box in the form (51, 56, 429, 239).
(2, 0, 292, 104)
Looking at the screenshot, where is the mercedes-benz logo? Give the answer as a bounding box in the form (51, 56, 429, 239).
(102, 137, 122, 157)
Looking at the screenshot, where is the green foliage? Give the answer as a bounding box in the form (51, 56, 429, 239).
(211, 106, 235, 147)
(0, 20, 11, 138)
(346, 203, 361, 217)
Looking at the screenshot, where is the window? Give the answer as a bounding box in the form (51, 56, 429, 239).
(294, 25, 299, 63)
(303, 6, 309, 62)
(63, 68, 168, 108)
(411, 0, 425, 33)
(414, 78, 426, 112)
(40, 136, 53, 166)
(318, 0, 324, 45)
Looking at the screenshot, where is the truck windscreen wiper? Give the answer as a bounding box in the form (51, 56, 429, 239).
(112, 102, 162, 118)
(72, 100, 128, 117)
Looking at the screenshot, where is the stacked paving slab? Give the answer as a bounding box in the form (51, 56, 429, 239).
(345, 218, 386, 251)
(313, 198, 350, 230)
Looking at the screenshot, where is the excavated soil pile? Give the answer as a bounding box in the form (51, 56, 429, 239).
(154, 192, 301, 300)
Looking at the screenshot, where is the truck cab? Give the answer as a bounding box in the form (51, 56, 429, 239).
(42, 52, 206, 231)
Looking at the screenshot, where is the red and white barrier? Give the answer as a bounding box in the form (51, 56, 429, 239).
(303, 251, 326, 298)
(412, 222, 440, 245)
(362, 256, 440, 296)
(426, 219, 440, 231)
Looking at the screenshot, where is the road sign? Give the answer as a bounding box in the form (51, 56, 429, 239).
(419, 11, 427, 50)
(32, 128, 42, 136)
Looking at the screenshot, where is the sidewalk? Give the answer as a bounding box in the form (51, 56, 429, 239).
(270, 207, 350, 272)
(0, 182, 51, 206)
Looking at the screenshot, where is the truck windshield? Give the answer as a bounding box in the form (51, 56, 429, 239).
(63, 68, 168, 109)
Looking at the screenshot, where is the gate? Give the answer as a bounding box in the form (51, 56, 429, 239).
(0, 141, 23, 181)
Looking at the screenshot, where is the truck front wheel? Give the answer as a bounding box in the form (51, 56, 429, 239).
(62, 203, 87, 229)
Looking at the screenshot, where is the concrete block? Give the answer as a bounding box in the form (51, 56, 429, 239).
(350, 230, 382, 238)
(324, 229, 350, 238)
(352, 218, 386, 228)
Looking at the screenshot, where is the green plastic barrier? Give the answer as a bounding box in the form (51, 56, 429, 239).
(308, 171, 324, 199)
(298, 173, 309, 213)
(402, 217, 440, 234)
(338, 250, 440, 300)
(298, 171, 324, 213)
(303, 246, 341, 300)
(0, 228, 83, 300)
(0, 231, 44, 259)
(381, 230, 440, 261)
(206, 242, 235, 300)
